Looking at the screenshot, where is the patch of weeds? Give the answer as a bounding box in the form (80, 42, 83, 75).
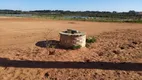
(45, 40, 59, 49)
(86, 36, 96, 48)
(86, 36, 96, 43)
(48, 45, 56, 49)
(43, 29, 58, 49)
(72, 45, 81, 50)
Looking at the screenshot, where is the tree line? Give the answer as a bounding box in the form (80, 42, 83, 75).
(0, 9, 142, 19)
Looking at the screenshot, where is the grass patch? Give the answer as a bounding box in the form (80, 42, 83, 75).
(72, 45, 81, 50)
(86, 36, 96, 43)
(86, 36, 97, 48)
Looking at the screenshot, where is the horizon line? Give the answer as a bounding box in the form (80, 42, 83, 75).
(0, 9, 142, 13)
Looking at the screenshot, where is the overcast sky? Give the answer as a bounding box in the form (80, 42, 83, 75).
(0, 0, 141, 12)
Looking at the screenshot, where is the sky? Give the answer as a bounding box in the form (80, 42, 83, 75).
(0, 0, 141, 12)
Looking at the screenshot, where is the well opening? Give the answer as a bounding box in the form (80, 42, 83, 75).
(59, 29, 86, 48)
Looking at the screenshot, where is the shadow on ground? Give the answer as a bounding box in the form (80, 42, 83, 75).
(35, 40, 60, 48)
(35, 40, 75, 50)
(0, 58, 142, 71)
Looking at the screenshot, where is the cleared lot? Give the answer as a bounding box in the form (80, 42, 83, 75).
(0, 17, 142, 49)
(0, 17, 142, 80)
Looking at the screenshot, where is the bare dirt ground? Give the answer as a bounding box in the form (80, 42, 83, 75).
(0, 17, 142, 80)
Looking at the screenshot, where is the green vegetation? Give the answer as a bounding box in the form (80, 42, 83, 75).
(45, 40, 55, 48)
(0, 9, 142, 23)
(86, 37, 96, 43)
(72, 45, 81, 50)
(86, 36, 97, 48)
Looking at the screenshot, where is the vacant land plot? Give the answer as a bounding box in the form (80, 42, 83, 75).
(0, 17, 142, 80)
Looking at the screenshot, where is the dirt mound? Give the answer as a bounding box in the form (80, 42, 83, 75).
(0, 29, 142, 80)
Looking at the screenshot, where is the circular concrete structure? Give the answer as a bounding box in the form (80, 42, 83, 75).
(60, 29, 86, 48)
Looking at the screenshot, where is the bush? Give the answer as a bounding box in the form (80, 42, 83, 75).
(86, 37, 96, 43)
(86, 36, 96, 48)
(72, 45, 81, 50)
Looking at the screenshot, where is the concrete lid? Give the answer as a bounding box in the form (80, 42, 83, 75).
(59, 29, 85, 36)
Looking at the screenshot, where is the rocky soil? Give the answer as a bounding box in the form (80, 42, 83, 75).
(0, 29, 142, 80)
